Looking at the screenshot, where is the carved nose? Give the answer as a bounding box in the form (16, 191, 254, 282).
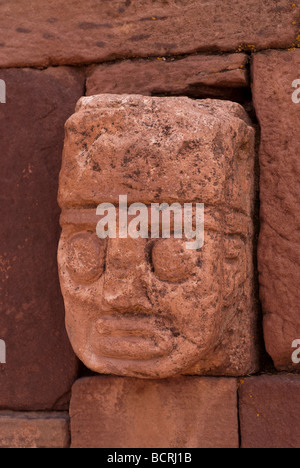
(101, 238, 152, 313)
(102, 275, 152, 313)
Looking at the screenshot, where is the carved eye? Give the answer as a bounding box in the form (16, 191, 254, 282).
(151, 238, 193, 283)
(66, 232, 106, 284)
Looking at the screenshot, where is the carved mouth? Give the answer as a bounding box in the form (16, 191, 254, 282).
(95, 315, 174, 360)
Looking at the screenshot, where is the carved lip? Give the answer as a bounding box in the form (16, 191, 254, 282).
(95, 315, 174, 360)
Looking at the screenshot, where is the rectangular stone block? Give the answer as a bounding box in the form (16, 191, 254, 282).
(252, 50, 300, 370)
(239, 375, 300, 448)
(0, 412, 70, 448)
(86, 54, 249, 101)
(0, 68, 84, 409)
(0, 0, 298, 68)
(70, 376, 239, 448)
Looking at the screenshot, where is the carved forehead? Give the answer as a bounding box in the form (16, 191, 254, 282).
(58, 95, 254, 214)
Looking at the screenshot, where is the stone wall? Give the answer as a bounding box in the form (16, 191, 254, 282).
(0, 0, 299, 449)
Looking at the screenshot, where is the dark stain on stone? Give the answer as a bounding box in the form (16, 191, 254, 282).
(213, 133, 225, 157)
(119, 7, 125, 13)
(92, 161, 101, 172)
(154, 42, 178, 49)
(129, 34, 151, 41)
(16, 27, 31, 33)
(46, 17, 58, 23)
(78, 22, 113, 30)
(163, 125, 172, 136)
(140, 16, 168, 22)
(43, 33, 56, 39)
(96, 42, 106, 48)
(125, 0, 131, 6)
(0, 43, 5, 47)
(275, 6, 287, 12)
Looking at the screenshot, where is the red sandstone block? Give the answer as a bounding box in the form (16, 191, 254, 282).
(252, 50, 300, 371)
(0, 412, 70, 448)
(86, 54, 249, 100)
(0, 0, 298, 68)
(70, 376, 239, 448)
(0, 67, 84, 410)
(239, 375, 300, 448)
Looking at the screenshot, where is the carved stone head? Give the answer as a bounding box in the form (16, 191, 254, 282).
(58, 95, 257, 378)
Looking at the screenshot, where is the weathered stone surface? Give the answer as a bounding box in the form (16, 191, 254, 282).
(0, 68, 84, 409)
(58, 94, 258, 378)
(70, 376, 238, 448)
(0, 412, 70, 448)
(253, 50, 300, 371)
(0, 0, 298, 68)
(86, 54, 249, 100)
(239, 375, 300, 448)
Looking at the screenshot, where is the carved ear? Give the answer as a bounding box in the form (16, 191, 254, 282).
(223, 237, 247, 307)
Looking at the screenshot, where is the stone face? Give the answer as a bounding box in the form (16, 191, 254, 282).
(0, 68, 84, 410)
(0, 412, 70, 448)
(70, 376, 239, 448)
(86, 54, 249, 101)
(0, 0, 298, 68)
(252, 50, 300, 371)
(58, 94, 258, 378)
(239, 375, 300, 449)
